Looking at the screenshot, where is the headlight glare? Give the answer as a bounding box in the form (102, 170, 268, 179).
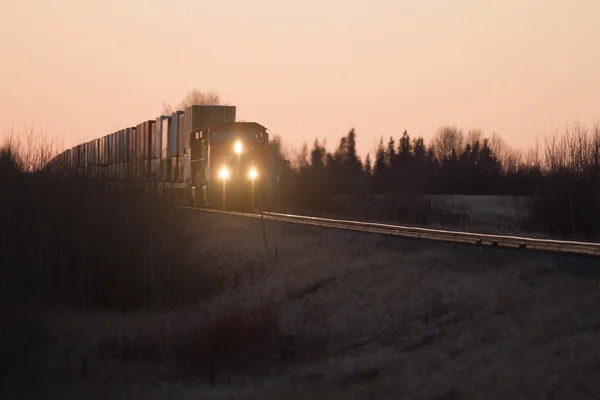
(234, 141, 242, 154)
(249, 168, 258, 180)
(219, 166, 230, 180)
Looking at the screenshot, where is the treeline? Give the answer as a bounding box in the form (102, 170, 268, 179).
(267, 122, 600, 239)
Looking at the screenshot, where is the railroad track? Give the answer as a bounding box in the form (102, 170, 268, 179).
(176, 206, 600, 257)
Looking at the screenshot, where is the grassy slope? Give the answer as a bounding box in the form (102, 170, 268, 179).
(4, 210, 600, 399)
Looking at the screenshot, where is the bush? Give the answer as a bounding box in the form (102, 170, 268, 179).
(526, 171, 600, 240)
(0, 143, 211, 311)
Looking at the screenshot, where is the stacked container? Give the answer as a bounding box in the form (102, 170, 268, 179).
(65, 148, 72, 176)
(184, 105, 236, 142)
(112, 132, 118, 179)
(160, 116, 170, 180)
(132, 126, 136, 180)
(72, 145, 78, 175)
(123, 128, 131, 180)
(99, 135, 105, 179)
(110, 132, 115, 179)
(106, 134, 111, 178)
(118, 129, 125, 179)
(145, 120, 156, 178)
(102, 135, 108, 178)
(82, 142, 88, 178)
(176, 112, 186, 181)
(117, 130, 121, 178)
(135, 123, 143, 180)
(90, 139, 96, 178)
(86, 141, 92, 177)
(169, 111, 183, 181)
(155, 116, 170, 180)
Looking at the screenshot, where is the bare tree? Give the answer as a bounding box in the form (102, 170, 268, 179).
(466, 129, 483, 148)
(432, 125, 464, 163)
(1, 125, 63, 172)
(161, 89, 222, 115)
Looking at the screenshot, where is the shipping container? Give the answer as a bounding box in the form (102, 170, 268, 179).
(103, 135, 108, 165)
(107, 133, 112, 165)
(86, 141, 91, 167)
(136, 123, 143, 160)
(124, 128, 131, 162)
(120, 129, 126, 163)
(111, 131, 115, 165)
(139, 121, 151, 162)
(149, 120, 158, 159)
(116, 130, 121, 164)
(111, 132, 116, 166)
(177, 112, 186, 155)
(124, 129, 128, 163)
(170, 156, 177, 181)
(140, 123, 146, 162)
(169, 111, 183, 158)
(85, 141, 91, 168)
(112, 132, 118, 166)
(131, 126, 137, 162)
(155, 116, 167, 160)
(94, 139, 99, 166)
(99, 136, 104, 166)
(157, 116, 169, 162)
(184, 105, 236, 138)
(107, 134, 112, 166)
(66, 149, 72, 172)
(148, 120, 156, 160)
(90, 140, 95, 167)
(72, 145, 77, 169)
(89, 140, 95, 171)
(120, 129, 125, 163)
(176, 155, 184, 182)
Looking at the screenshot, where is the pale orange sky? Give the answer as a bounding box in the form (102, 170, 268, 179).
(1, 0, 599, 159)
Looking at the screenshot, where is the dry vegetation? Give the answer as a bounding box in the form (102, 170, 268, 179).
(3, 207, 600, 399)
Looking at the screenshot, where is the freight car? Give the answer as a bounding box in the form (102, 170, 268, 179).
(43, 104, 269, 210)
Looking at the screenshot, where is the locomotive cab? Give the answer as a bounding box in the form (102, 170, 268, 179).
(190, 121, 268, 209)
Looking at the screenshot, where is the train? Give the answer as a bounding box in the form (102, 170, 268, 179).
(43, 104, 269, 209)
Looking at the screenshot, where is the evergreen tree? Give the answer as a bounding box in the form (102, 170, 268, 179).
(296, 142, 309, 170)
(398, 130, 412, 165)
(364, 153, 372, 174)
(344, 128, 362, 173)
(374, 136, 386, 176)
(412, 137, 426, 158)
(385, 136, 396, 167)
(310, 138, 326, 170)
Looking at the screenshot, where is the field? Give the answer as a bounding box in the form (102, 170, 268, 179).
(275, 194, 536, 237)
(4, 209, 600, 399)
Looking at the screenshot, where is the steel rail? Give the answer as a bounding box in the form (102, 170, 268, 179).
(175, 206, 600, 257)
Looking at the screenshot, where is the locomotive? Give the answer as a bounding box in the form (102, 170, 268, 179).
(44, 105, 269, 210)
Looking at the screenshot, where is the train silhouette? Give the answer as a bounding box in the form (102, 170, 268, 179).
(44, 105, 269, 209)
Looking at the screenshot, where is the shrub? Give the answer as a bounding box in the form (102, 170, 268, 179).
(0, 142, 210, 311)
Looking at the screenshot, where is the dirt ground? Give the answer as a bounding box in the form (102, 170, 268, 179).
(3, 209, 600, 399)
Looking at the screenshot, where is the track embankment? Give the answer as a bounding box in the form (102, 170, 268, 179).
(176, 206, 600, 257)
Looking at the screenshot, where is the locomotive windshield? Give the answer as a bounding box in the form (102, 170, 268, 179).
(210, 129, 265, 143)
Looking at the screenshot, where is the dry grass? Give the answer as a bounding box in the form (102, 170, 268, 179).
(4, 210, 600, 399)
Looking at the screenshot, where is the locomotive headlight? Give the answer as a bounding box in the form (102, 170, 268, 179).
(248, 168, 258, 180)
(219, 166, 230, 180)
(234, 141, 243, 154)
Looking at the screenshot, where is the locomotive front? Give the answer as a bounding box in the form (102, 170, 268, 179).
(202, 122, 268, 209)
